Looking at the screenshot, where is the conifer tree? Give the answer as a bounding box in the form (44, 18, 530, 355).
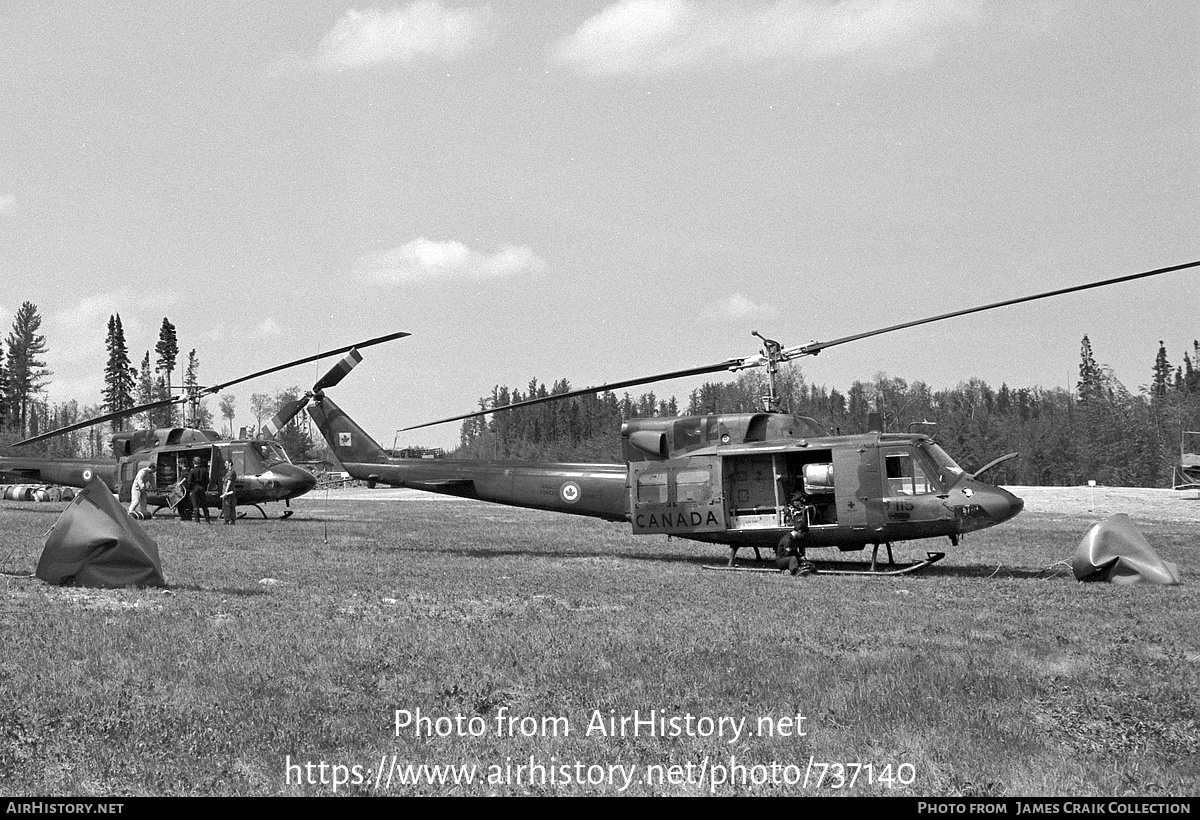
(183, 349, 213, 429)
(155, 318, 178, 424)
(1077, 336, 1104, 403)
(5, 301, 52, 436)
(102, 314, 136, 429)
(0, 339, 8, 431)
(1151, 341, 1172, 400)
(136, 351, 154, 427)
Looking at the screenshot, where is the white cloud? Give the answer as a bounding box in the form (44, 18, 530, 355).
(704, 293, 776, 320)
(549, 0, 980, 76)
(253, 318, 283, 338)
(46, 292, 180, 370)
(307, 2, 493, 71)
(357, 237, 548, 283)
(39, 293, 191, 412)
(0, 195, 15, 214)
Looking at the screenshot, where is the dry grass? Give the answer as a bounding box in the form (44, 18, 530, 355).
(0, 486, 1196, 796)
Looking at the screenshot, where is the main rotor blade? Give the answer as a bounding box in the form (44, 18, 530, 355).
(400, 359, 745, 432)
(401, 259, 1197, 432)
(207, 331, 409, 394)
(783, 260, 1200, 360)
(13, 396, 186, 447)
(13, 330, 411, 447)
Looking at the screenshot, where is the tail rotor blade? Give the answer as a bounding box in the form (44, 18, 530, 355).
(313, 349, 363, 392)
(260, 397, 310, 440)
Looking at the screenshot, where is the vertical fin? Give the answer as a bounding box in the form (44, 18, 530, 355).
(307, 395, 390, 465)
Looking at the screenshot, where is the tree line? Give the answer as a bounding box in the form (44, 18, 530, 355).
(454, 336, 1200, 488)
(0, 304, 319, 461)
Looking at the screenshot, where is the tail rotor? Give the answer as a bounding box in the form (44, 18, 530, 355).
(260, 349, 364, 440)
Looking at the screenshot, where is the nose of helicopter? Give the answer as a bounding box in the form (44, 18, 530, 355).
(950, 481, 1024, 532)
(986, 484, 1024, 523)
(266, 463, 318, 498)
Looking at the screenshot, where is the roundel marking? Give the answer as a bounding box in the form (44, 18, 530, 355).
(560, 481, 581, 504)
(82, 469, 93, 482)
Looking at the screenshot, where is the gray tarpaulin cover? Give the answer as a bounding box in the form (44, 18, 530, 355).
(36, 476, 165, 588)
(1071, 513, 1182, 585)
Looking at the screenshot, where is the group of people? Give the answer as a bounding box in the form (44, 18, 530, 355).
(127, 456, 239, 524)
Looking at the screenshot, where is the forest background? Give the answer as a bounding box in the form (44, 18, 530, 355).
(1, 301, 1198, 489)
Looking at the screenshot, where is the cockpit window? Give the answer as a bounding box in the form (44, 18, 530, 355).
(256, 442, 291, 467)
(920, 443, 964, 487)
(233, 441, 292, 475)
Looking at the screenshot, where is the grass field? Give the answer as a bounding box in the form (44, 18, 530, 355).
(1, 486, 1196, 796)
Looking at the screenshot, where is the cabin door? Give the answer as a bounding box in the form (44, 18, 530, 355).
(629, 457, 726, 536)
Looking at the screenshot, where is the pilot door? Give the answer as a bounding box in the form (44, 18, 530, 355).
(630, 457, 726, 536)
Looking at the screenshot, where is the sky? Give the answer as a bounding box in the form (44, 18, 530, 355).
(0, 1, 1196, 451)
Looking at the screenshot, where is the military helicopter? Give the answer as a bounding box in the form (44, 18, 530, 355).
(291, 261, 1199, 574)
(1174, 431, 1200, 490)
(0, 332, 410, 518)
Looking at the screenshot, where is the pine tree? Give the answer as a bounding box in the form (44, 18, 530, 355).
(1077, 336, 1104, 404)
(1151, 341, 1172, 400)
(182, 349, 213, 428)
(136, 351, 154, 427)
(0, 339, 8, 431)
(5, 301, 52, 436)
(102, 314, 136, 429)
(149, 375, 173, 428)
(155, 318, 178, 425)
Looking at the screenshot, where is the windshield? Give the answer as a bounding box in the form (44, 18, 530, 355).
(253, 441, 291, 468)
(920, 442, 965, 487)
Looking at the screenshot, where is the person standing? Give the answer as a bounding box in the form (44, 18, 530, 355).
(188, 457, 212, 524)
(127, 462, 154, 519)
(220, 457, 238, 525)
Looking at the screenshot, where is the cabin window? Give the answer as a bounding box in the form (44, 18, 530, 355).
(636, 471, 668, 504)
(675, 468, 712, 503)
(673, 416, 721, 452)
(885, 453, 934, 496)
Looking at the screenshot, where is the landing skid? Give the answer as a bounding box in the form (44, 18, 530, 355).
(703, 552, 946, 577)
(239, 505, 295, 520)
(813, 551, 945, 576)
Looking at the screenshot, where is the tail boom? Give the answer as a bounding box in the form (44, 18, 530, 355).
(309, 396, 628, 520)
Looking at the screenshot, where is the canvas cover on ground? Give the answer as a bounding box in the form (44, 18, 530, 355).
(36, 476, 166, 588)
(1071, 513, 1182, 586)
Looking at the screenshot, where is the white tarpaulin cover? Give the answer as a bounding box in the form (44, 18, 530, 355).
(36, 476, 165, 588)
(1071, 513, 1182, 585)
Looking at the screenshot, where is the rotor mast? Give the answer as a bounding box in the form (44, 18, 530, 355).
(751, 331, 784, 413)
